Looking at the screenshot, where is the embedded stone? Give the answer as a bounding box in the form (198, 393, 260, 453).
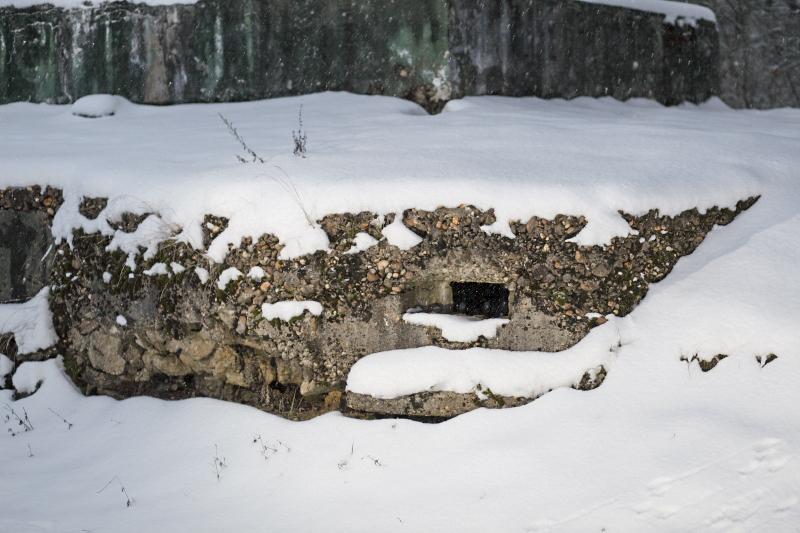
(87, 332, 126, 376)
(142, 352, 190, 377)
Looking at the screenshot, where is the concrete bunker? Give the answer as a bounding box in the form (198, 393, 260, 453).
(0, 188, 757, 420)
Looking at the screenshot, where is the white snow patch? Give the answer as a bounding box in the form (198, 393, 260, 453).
(0, 288, 57, 354)
(382, 217, 422, 250)
(102, 271, 111, 283)
(70, 94, 127, 118)
(115, 315, 128, 327)
(106, 214, 180, 271)
(480, 219, 516, 239)
(345, 232, 379, 254)
(261, 300, 323, 322)
(217, 267, 243, 290)
(170, 262, 186, 274)
(402, 312, 509, 343)
(568, 210, 639, 246)
(194, 267, 209, 284)
(142, 262, 169, 276)
(247, 266, 265, 280)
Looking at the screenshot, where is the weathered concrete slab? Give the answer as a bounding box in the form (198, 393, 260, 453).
(0, 0, 718, 110)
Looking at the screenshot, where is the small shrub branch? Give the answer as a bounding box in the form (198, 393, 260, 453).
(293, 104, 307, 158)
(3, 403, 33, 436)
(213, 444, 227, 481)
(97, 476, 133, 507)
(219, 113, 265, 163)
(49, 407, 73, 429)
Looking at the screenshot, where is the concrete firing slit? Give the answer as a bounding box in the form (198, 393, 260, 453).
(450, 281, 509, 318)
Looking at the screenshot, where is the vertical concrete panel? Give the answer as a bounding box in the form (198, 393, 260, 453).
(0, 211, 54, 303)
(0, 0, 718, 108)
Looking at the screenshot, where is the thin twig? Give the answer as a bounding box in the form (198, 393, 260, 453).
(293, 104, 307, 158)
(97, 476, 133, 507)
(257, 166, 315, 227)
(219, 113, 265, 163)
(3, 403, 33, 435)
(49, 408, 73, 429)
(213, 444, 227, 481)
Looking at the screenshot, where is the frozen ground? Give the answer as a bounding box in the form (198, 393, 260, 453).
(1, 92, 799, 531)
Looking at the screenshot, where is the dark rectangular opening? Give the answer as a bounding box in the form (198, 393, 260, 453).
(450, 282, 509, 318)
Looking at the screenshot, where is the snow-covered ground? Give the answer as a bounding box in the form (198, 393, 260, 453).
(1, 92, 799, 531)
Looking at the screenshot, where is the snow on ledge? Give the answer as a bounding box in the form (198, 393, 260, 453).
(578, 0, 716, 24)
(347, 320, 620, 399)
(261, 301, 323, 322)
(480, 219, 516, 239)
(382, 217, 423, 250)
(10, 93, 777, 271)
(403, 312, 509, 343)
(568, 211, 639, 247)
(0, 288, 58, 355)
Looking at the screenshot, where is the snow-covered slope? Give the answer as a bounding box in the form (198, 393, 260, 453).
(1, 92, 799, 531)
(0, 92, 783, 264)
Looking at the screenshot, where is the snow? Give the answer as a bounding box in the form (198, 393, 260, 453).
(260, 301, 323, 322)
(10, 357, 79, 397)
(0, 288, 57, 355)
(382, 217, 423, 250)
(194, 267, 209, 284)
(115, 315, 127, 327)
(170, 262, 186, 274)
(247, 266, 265, 280)
(346, 232, 380, 254)
(142, 262, 169, 276)
(348, 320, 615, 399)
(1, 92, 799, 531)
(70, 94, 127, 119)
(216, 267, 243, 290)
(3, 91, 783, 271)
(579, 0, 716, 24)
(480, 218, 516, 239)
(402, 312, 509, 343)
